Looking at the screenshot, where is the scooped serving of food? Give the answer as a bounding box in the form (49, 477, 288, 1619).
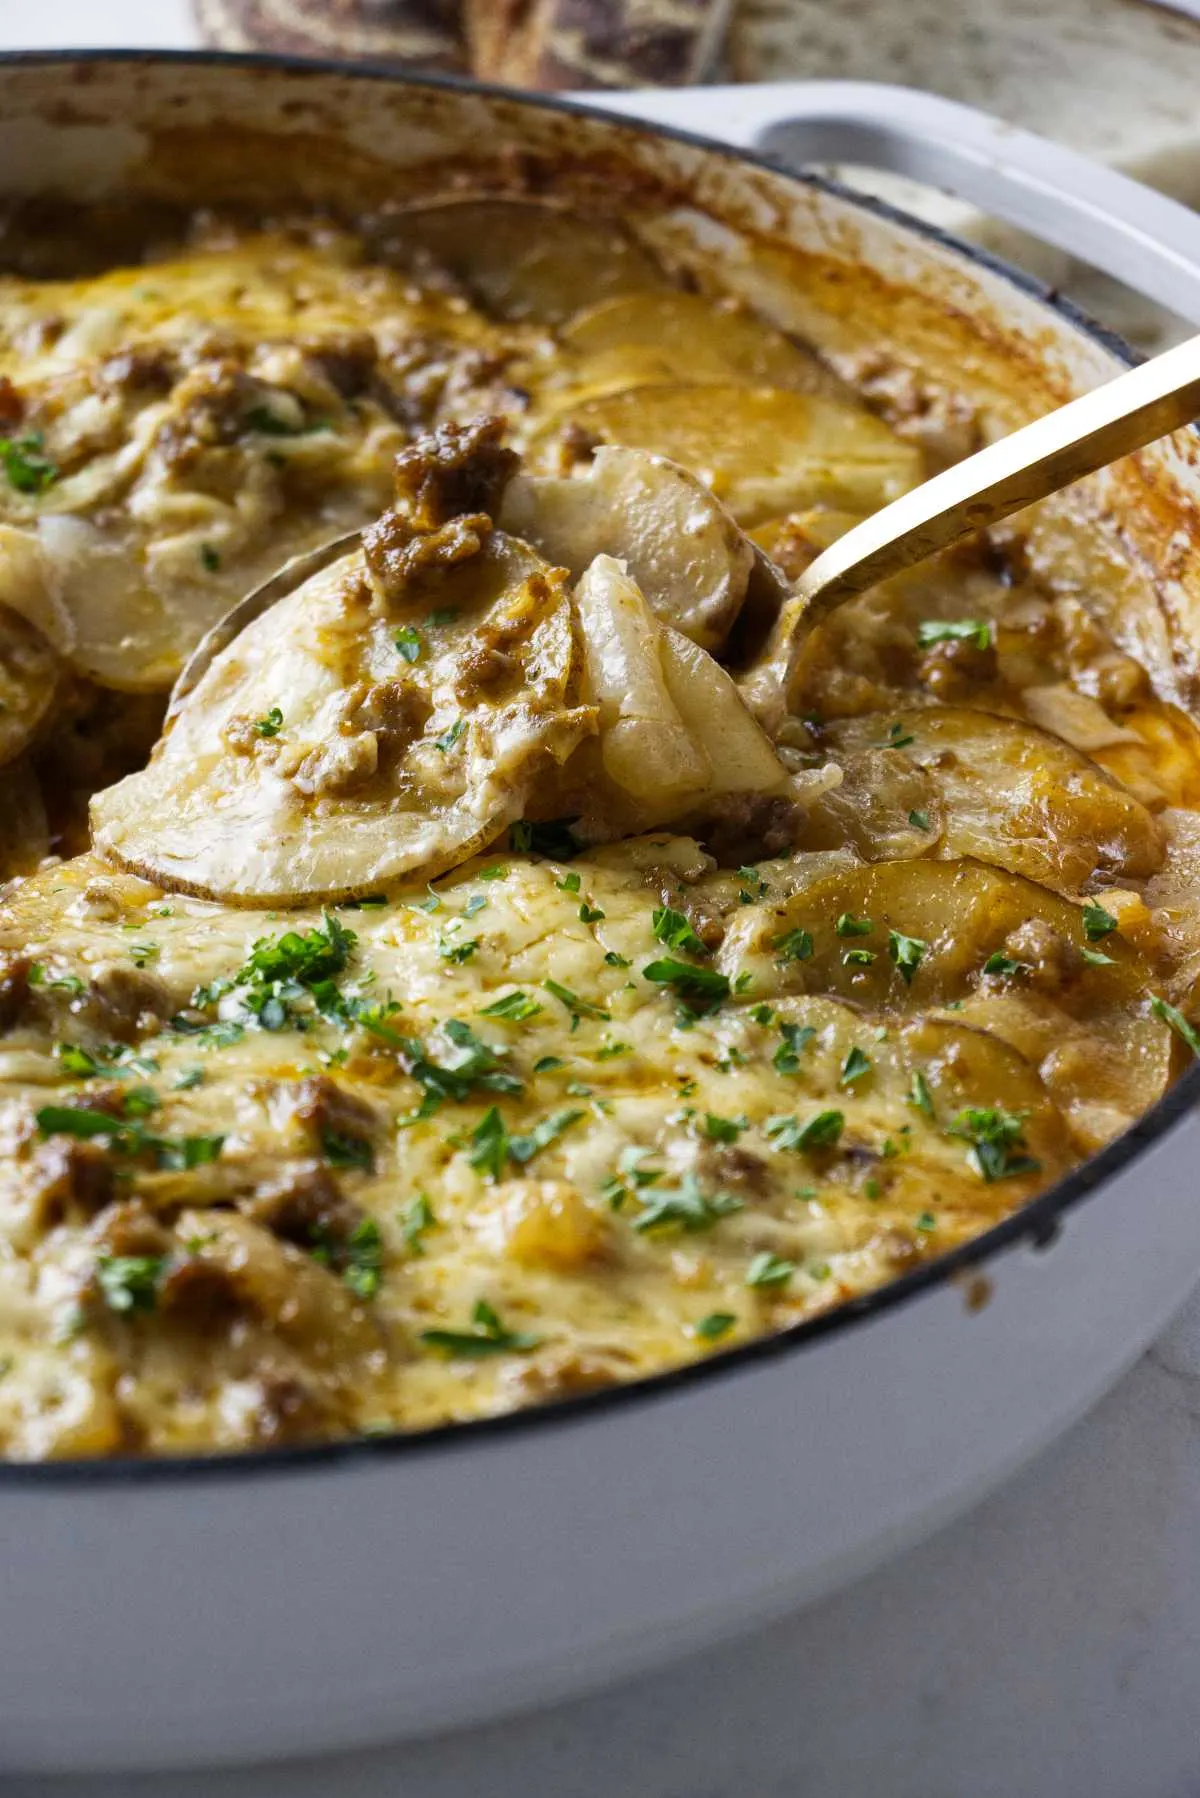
(1, 196, 1198, 1461)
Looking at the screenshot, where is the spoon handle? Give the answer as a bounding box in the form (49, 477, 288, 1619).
(795, 329, 1200, 619)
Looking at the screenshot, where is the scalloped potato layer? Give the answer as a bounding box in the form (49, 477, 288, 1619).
(0, 204, 1198, 1459)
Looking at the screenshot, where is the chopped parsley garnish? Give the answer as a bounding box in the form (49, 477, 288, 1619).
(534, 1055, 567, 1074)
(421, 1299, 540, 1357)
(243, 403, 325, 436)
(908, 809, 930, 831)
(642, 958, 731, 1019)
(425, 608, 459, 628)
(54, 1043, 104, 1078)
(889, 930, 927, 984)
(746, 1252, 795, 1289)
(983, 951, 1027, 978)
(631, 1173, 742, 1234)
(1151, 995, 1200, 1058)
(37, 1105, 224, 1171)
(652, 906, 709, 955)
(339, 1219, 384, 1300)
(479, 864, 509, 882)
(438, 935, 479, 965)
(917, 618, 993, 650)
(773, 1022, 815, 1074)
(604, 951, 631, 969)
(836, 913, 873, 938)
(509, 1107, 586, 1165)
(509, 818, 580, 858)
(842, 948, 875, 967)
(544, 979, 610, 1027)
(478, 990, 542, 1022)
(239, 911, 356, 989)
(704, 1112, 747, 1143)
(738, 865, 768, 902)
(0, 431, 57, 494)
(95, 1254, 166, 1316)
(253, 707, 283, 739)
(401, 1020, 523, 1113)
(915, 1210, 937, 1233)
(321, 1128, 375, 1173)
(1082, 901, 1118, 942)
(766, 1109, 845, 1151)
(773, 928, 813, 963)
(128, 942, 159, 969)
(173, 1067, 205, 1091)
(467, 1106, 510, 1181)
(463, 895, 488, 918)
(393, 626, 423, 663)
(28, 963, 85, 996)
(908, 1070, 935, 1117)
(749, 1003, 777, 1027)
(692, 1311, 736, 1342)
(595, 1039, 630, 1060)
(948, 1105, 1040, 1182)
(878, 721, 915, 749)
(435, 716, 467, 753)
(199, 542, 221, 573)
(1079, 946, 1116, 967)
(579, 902, 606, 924)
(400, 1194, 436, 1255)
(840, 1046, 871, 1086)
(557, 872, 582, 893)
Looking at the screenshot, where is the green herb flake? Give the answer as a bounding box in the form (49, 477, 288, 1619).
(1151, 995, 1200, 1058)
(878, 721, 916, 749)
(509, 818, 579, 858)
(393, 626, 423, 663)
(746, 1251, 795, 1289)
(321, 1128, 375, 1173)
(773, 1022, 815, 1074)
(400, 1194, 437, 1255)
(604, 951, 631, 969)
(533, 1055, 567, 1074)
(173, 1067, 205, 1091)
(839, 1046, 871, 1086)
(642, 958, 731, 1019)
(703, 1112, 747, 1143)
(509, 1107, 585, 1166)
(1080, 946, 1116, 967)
(557, 872, 582, 893)
(0, 431, 57, 494)
(1082, 901, 1118, 942)
(773, 928, 813, 964)
(579, 902, 606, 924)
(916, 618, 993, 650)
(632, 1173, 742, 1234)
(435, 716, 467, 753)
(766, 1109, 844, 1152)
(948, 1105, 1040, 1183)
(95, 1254, 166, 1316)
(908, 809, 930, 831)
(842, 948, 875, 967)
(253, 707, 284, 739)
(467, 1106, 510, 1181)
(438, 935, 479, 965)
(983, 950, 1027, 978)
(28, 963, 86, 996)
(908, 1070, 935, 1117)
(421, 1298, 541, 1357)
(889, 930, 927, 984)
(835, 913, 873, 938)
(478, 989, 542, 1022)
(652, 905, 709, 955)
(544, 979, 610, 1027)
(692, 1311, 736, 1343)
(199, 542, 220, 573)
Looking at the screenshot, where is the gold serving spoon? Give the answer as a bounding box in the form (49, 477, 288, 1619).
(793, 327, 1200, 624)
(170, 328, 1200, 717)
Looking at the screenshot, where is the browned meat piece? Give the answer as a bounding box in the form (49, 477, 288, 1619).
(244, 1369, 344, 1447)
(705, 1143, 770, 1195)
(699, 793, 806, 866)
(343, 678, 430, 751)
(88, 1198, 174, 1263)
(363, 507, 492, 599)
(300, 329, 378, 400)
(452, 573, 557, 702)
(240, 1158, 366, 1250)
(77, 963, 173, 1042)
(153, 357, 257, 471)
(1000, 917, 1084, 996)
(277, 1076, 381, 1157)
(506, 1345, 637, 1406)
(0, 374, 24, 429)
(391, 415, 518, 530)
(0, 952, 30, 1030)
(100, 346, 175, 398)
(24, 1136, 115, 1229)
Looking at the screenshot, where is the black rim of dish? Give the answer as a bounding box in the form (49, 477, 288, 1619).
(0, 47, 1193, 1484)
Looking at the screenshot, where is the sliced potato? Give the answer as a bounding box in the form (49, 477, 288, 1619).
(555, 291, 846, 401)
(718, 856, 1171, 1142)
(0, 759, 50, 879)
(395, 198, 671, 323)
(763, 994, 1071, 1220)
(659, 628, 788, 797)
(543, 385, 924, 528)
(821, 708, 1163, 892)
(500, 446, 782, 651)
(91, 532, 595, 904)
(0, 602, 61, 769)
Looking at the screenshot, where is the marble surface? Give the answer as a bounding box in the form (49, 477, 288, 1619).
(7, 6, 1200, 1794)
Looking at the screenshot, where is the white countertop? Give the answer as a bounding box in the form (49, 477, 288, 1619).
(9, 6, 1200, 1794)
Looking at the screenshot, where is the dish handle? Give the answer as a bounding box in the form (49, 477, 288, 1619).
(597, 80, 1200, 322)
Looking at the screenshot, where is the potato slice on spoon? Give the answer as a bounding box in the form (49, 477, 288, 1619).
(498, 446, 787, 652)
(91, 422, 596, 905)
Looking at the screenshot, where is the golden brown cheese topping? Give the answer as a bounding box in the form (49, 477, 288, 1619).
(1, 200, 1199, 1461)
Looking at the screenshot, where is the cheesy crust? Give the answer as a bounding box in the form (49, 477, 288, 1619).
(0, 204, 1198, 1460)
